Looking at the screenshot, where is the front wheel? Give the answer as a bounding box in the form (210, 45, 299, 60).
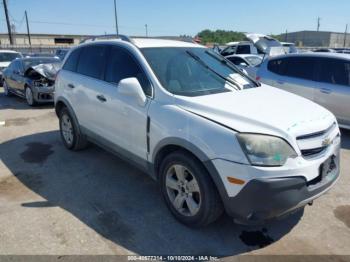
(159, 151, 223, 227)
(3, 81, 11, 96)
(25, 86, 36, 106)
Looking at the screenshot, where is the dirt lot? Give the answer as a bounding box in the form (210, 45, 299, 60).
(0, 87, 350, 257)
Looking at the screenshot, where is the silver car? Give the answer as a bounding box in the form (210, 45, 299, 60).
(257, 53, 350, 129)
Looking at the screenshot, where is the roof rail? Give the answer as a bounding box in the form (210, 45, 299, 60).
(80, 34, 134, 45)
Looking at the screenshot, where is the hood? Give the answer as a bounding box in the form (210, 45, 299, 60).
(24, 63, 61, 81)
(0, 61, 11, 68)
(175, 85, 335, 142)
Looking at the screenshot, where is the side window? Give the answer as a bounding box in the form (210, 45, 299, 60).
(63, 48, 81, 72)
(105, 46, 152, 96)
(77, 45, 107, 80)
(227, 57, 246, 66)
(283, 57, 316, 81)
(267, 58, 286, 75)
(236, 45, 251, 54)
(318, 58, 350, 86)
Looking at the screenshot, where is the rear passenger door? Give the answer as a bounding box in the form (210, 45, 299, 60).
(61, 44, 108, 134)
(268, 57, 317, 101)
(314, 58, 350, 126)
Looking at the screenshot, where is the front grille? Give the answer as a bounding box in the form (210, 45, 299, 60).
(301, 146, 327, 157)
(296, 122, 338, 158)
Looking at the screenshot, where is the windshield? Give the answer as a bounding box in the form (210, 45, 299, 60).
(23, 58, 60, 70)
(0, 52, 21, 62)
(142, 47, 254, 97)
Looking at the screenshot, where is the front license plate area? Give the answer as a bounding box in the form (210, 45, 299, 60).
(321, 155, 337, 180)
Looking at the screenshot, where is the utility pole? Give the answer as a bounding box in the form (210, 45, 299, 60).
(25, 11, 32, 47)
(285, 29, 288, 42)
(317, 17, 321, 31)
(3, 0, 13, 45)
(344, 24, 348, 48)
(113, 0, 119, 35)
(145, 24, 148, 37)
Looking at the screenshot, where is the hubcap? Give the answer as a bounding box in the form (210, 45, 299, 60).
(165, 164, 201, 217)
(26, 88, 33, 105)
(61, 114, 74, 145)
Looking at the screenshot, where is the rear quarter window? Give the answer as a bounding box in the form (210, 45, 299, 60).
(318, 58, 350, 86)
(62, 48, 81, 72)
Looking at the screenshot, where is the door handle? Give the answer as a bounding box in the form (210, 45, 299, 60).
(320, 88, 332, 94)
(96, 94, 107, 102)
(67, 83, 75, 89)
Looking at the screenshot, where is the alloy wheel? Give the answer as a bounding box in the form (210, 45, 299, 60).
(25, 87, 34, 105)
(165, 164, 201, 217)
(61, 114, 74, 146)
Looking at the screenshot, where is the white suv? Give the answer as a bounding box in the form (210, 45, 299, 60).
(54, 36, 341, 227)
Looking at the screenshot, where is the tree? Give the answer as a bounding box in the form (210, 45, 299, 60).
(197, 29, 246, 44)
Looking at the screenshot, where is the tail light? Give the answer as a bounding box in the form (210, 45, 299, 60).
(256, 76, 261, 81)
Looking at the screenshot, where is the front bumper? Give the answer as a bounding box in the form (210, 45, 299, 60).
(205, 137, 340, 224)
(224, 168, 339, 224)
(33, 86, 54, 103)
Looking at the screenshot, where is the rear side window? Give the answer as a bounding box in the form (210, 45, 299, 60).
(318, 58, 350, 86)
(267, 58, 287, 75)
(227, 57, 247, 66)
(236, 45, 250, 54)
(283, 57, 316, 81)
(63, 48, 81, 72)
(105, 46, 152, 96)
(76, 45, 107, 80)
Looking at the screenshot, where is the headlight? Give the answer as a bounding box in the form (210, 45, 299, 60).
(237, 133, 297, 166)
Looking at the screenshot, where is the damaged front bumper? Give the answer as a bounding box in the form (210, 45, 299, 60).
(33, 85, 55, 103)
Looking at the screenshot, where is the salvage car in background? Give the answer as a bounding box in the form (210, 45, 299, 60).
(0, 50, 22, 85)
(2, 57, 61, 106)
(256, 53, 350, 129)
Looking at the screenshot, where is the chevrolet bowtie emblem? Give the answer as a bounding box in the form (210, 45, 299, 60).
(322, 138, 332, 147)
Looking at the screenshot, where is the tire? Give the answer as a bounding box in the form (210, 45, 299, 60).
(59, 107, 88, 151)
(159, 150, 223, 227)
(25, 86, 37, 106)
(3, 81, 12, 96)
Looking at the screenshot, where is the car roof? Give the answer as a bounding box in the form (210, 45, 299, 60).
(227, 54, 262, 59)
(0, 50, 20, 53)
(131, 38, 203, 48)
(269, 52, 350, 60)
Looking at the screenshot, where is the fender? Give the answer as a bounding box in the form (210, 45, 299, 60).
(152, 137, 229, 204)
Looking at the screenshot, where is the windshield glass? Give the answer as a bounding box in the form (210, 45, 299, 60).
(23, 58, 60, 70)
(0, 52, 21, 62)
(142, 47, 254, 96)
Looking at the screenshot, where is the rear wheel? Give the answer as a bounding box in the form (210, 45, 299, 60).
(159, 151, 223, 227)
(59, 107, 88, 150)
(25, 86, 36, 106)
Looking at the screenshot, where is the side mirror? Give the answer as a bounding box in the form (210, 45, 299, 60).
(117, 77, 147, 106)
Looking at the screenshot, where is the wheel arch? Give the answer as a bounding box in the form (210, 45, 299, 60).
(152, 138, 228, 205)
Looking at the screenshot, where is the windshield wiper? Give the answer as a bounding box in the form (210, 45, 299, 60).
(186, 50, 240, 91)
(204, 50, 261, 87)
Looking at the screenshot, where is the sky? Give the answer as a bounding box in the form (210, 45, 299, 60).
(0, 0, 349, 37)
